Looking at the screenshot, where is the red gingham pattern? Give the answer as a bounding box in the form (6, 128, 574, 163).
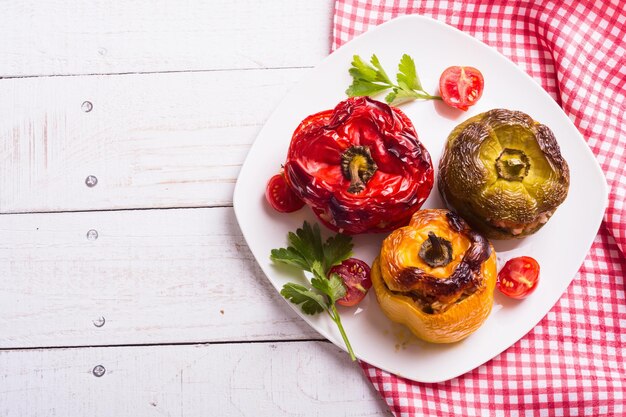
(332, 1, 626, 416)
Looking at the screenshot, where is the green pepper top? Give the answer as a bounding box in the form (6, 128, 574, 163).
(438, 109, 570, 239)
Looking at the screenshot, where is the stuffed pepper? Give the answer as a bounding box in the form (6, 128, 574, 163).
(371, 209, 497, 343)
(438, 109, 570, 239)
(284, 97, 434, 234)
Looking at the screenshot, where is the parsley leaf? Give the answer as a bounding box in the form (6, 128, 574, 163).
(397, 54, 421, 91)
(323, 233, 353, 271)
(280, 283, 327, 315)
(346, 53, 440, 105)
(269, 247, 309, 271)
(346, 55, 394, 97)
(348, 55, 384, 83)
(271, 221, 356, 360)
(270, 222, 324, 272)
(369, 54, 393, 84)
(345, 80, 390, 98)
(311, 271, 347, 304)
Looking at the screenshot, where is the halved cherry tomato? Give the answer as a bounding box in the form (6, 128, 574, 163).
(497, 256, 540, 299)
(265, 173, 305, 213)
(439, 66, 484, 111)
(329, 258, 372, 307)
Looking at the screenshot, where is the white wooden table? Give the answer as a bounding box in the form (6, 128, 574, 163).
(0, 1, 392, 415)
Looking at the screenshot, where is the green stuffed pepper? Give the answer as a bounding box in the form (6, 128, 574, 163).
(438, 109, 570, 240)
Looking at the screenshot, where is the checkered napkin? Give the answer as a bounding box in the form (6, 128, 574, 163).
(332, 1, 626, 416)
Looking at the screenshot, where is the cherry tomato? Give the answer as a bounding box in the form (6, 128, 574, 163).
(439, 66, 484, 111)
(497, 256, 540, 299)
(329, 258, 372, 307)
(265, 173, 305, 213)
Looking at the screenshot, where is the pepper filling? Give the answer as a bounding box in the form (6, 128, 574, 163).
(495, 148, 530, 181)
(340, 146, 378, 194)
(419, 232, 453, 268)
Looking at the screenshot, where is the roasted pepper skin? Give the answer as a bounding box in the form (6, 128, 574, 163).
(372, 209, 497, 343)
(438, 109, 570, 239)
(284, 97, 434, 234)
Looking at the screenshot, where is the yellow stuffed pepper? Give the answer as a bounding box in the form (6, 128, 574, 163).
(372, 209, 497, 343)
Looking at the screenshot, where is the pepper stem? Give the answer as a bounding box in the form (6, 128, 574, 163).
(419, 232, 453, 268)
(341, 146, 377, 194)
(496, 148, 530, 181)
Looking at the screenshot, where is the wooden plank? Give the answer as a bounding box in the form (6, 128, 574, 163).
(0, 342, 391, 417)
(0, 68, 308, 213)
(0, 207, 324, 348)
(0, 0, 333, 77)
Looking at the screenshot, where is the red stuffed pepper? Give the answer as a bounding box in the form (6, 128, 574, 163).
(284, 97, 434, 234)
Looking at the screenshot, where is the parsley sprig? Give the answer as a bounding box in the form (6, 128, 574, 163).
(346, 54, 440, 105)
(271, 221, 356, 360)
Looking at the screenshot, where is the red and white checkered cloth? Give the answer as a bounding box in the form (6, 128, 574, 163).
(332, 1, 626, 416)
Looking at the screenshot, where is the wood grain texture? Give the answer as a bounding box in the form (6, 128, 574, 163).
(0, 342, 392, 417)
(0, 68, 309, 213)
(0, 2, 396, 414)
(0, 0, 333, 77)
(0, 207, 324, 348)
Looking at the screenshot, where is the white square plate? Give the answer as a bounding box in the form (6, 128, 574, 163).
(233, 15, 608, 382)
